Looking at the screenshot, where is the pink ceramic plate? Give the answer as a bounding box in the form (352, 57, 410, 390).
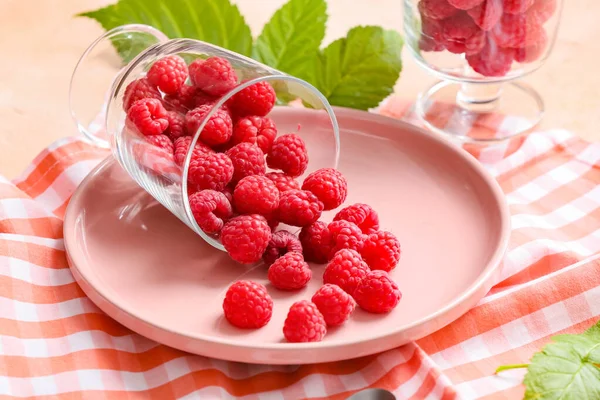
(64, 107, 510, 364)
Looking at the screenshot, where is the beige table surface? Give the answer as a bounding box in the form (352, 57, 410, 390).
(1, 0, 598, 179)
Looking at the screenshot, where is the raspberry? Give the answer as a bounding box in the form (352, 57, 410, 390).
(189, 57, 238, 96)
(419, 17, 446, 52)
(311, 284, 356, 326)
(127, 98, 169, 136)
(333, 204, 379, 234)
(164, 111, 187, 140)
(299, 221, 332, 264)
(301, 168, 348, 211)
(267, 134, 309, 178)
(278, 190, 323, 227)
(527, 0, 556, 26)
(123, 78, 162, 110)
(189, 190, 233, 234)
(229, 81, 276, 117)
(186, 105, 233, 146)
(418, 0, 459, 20)
(503, 0, 534, 14)
(442, 12, 480, 52)
(492, 13, 544, 48)
(328, 220, 365, 258)
(467, 39, 515, 77)
(145, 134, 174, 154)
(283, 300, 327, 343)
(173, 136, 214, 166)
(419, 35, 446, 52)
(221, 185, 234, 203)
(464, 30, 487, 55)
(188, 152, 234, 191)
(353, 270, 402, 314)
(448, 0, 484, 10)
(233, 175, 279, 215)
(223, 280, 273, 329)
(266, 172, 300, 194)
(467, 0, 502, 31)
(164, 85, 216, 112)
(514, 29, 547, 62)
(267, 252, 312, 290)
(361, 231, 401, 272)
(225, 143, 266, 183)
(263, 230, 303, 266)
(231, 116, 278, 153)
(221, 215, 271, 264)
(147, 55, 188, 95)
(323, 249, 370, 295)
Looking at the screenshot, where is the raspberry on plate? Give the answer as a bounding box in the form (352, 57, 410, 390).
(123, 78, 162, 111)
(418, 0, 459, 20)
(353, 270, 402, 314)
(278, 189, 324, 227)
(221, 215, 271, 264)
(189, 57, 238, 97)
(503, 0, 535, 14)
(233, 175, 279, 215)
(267, 134, 309, 178)
(311, 284, 356, 327)
(164, 111, 187, 140)
(263, 230, 303, 266)
(189, 190, 233, 234)
(266, 172, 300, 194)
(267, 252, 312, 290)
(173, 136, 214, 167)
(491, 13, 544, 48)
(448, 0, 484, 10)
(301, 168, 348, 211)
(328, 220, 365, 259)
(467, 39, 515, 77)
(228, 81, 276, 117)
(299, 221, 332, 264)
(223, 280, 273, 329)
(186, 105, 233, 146)
(361, 231, 401, 272)
(232, 116, 278, 153)
(283, 300, 327, 343)
(127, 98, 169, 136)
(188, 152, 234, 191)
(333, 204, 379, 235)
(225, 143, 266, 183)
(147, 55, 188, 95)
(467, 0, 503, 31)
(323, 249, 370, 295)
(145, 134, 174, 154)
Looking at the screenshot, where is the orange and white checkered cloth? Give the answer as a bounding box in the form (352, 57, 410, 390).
(1, 96, 600, 399)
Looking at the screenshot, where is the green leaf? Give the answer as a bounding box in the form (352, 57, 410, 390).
(253, 0, 327, 83)
(497, 320, 600, 399)
(312, 26, 403, 110)
(78, 0, 253, 62)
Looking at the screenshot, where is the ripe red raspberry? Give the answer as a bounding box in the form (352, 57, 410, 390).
(503, 0, 534, 14)
(492, 13, 544, 48)
(267, 134, 309, 178)
(301, 168, 348, 211)
(223, 280, 273, 328)
(361, 231, 401, 272)
(173, 136, 214, 166)
(127, 98, 169, 136)
(299, 221, 332, 264)
(278, 190, 323, 227)
(267, 252, 312, 290)
(229, 81, 276, 117)
(145, 134, 174, 154)
(467, 39, 515, 77)
(263, 230, 303, 266)
(467, 0, 503, 31)
(353, 270, 402, 314)
(514, 29, 547, 63)
(233, 175, 279, 215)
(164, 111, 187, 140)
(231, 116, 277, 153)
(418, 0, 458, 20)
(266, 172, 300, 194)
(442, 12, 480, 53)
(123, 78, 162, 110)
(312, 284, 356, 326)
(189, 57, 238, 96)
(221, 185, 234, 203)
(188, 152, 234, 191)
(283, 300, 327, 343)
(448, 0, 484, 10)
(464, 30, 486, 55)
(328, 220, 365, 258)
(527, 0, 556, 26)
(147, 55, 188, 95)
(323, 249, 370, 295)
(419, 17, 446, 52)
(186, 105, 233, 146)
(189, 190, 233, 234)
(225, 143, 266, 183)
(221, 215, 271, 264)
(333, 204, 379, 234)
(164, 85, 216, 112)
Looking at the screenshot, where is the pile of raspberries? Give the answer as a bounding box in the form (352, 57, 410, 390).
(123, 54, 403, 343)
(418, 0, 557, 77)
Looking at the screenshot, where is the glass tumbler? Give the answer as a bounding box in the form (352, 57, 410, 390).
(69, 24, 340, 252)
(404, 0, 563, 141)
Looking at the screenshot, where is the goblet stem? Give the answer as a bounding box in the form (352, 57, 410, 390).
(456, 82, 503, 113)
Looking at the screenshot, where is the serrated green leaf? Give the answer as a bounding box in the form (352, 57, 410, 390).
(312, 26, 403, 110)
(78, 0, 253, 63)
(253, 0, 326, 83)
